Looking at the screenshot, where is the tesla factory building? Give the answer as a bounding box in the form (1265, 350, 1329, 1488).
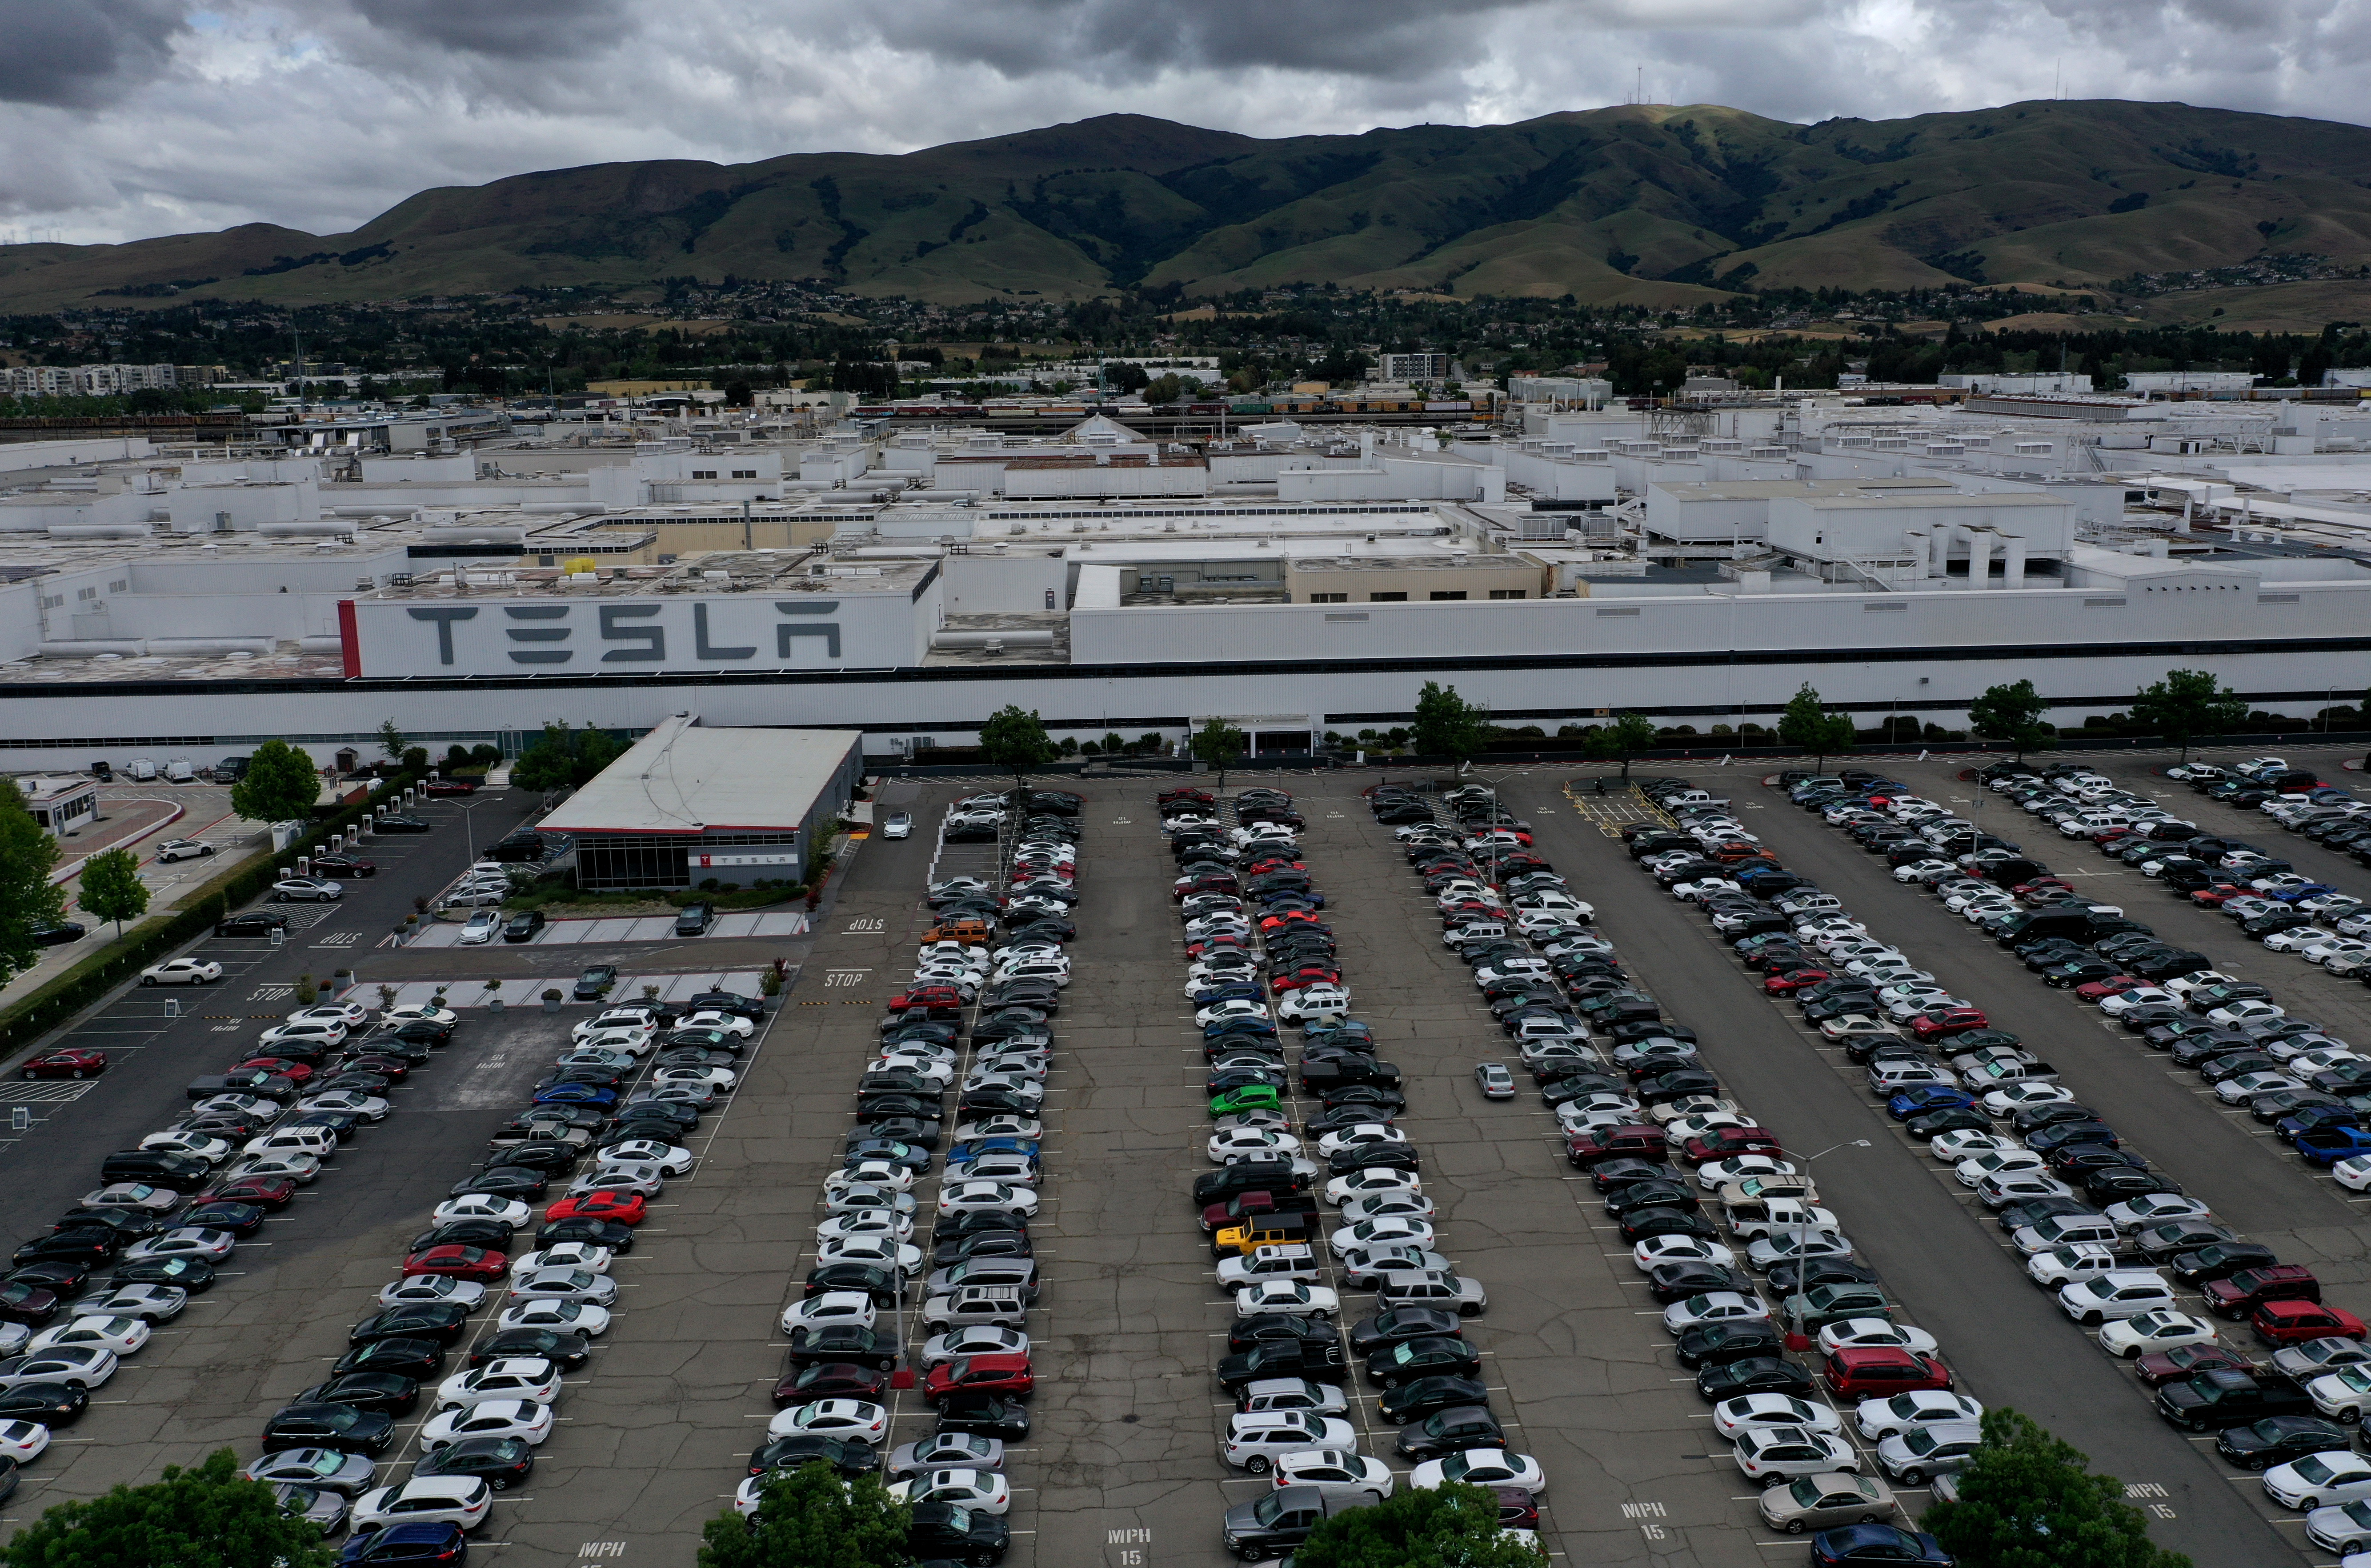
(538, 715, 862, 891)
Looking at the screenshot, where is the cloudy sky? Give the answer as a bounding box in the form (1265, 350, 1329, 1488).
(0, 0, 2357, 246)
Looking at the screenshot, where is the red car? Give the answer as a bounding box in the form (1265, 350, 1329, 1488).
(1909, 1008, 1991, 1041)
(1270, 968, 1341, 995)
(1241, 859, 1308, 877)
(1260, 912, 1325, 933)
(2134, 1344, 2256, 1387)
(1186, 936, 1252, 960)
(923, 1352, 1034, 1404)
(402, 1245, 507, 1281)
(1824, 1346, 1952, 1399)
(1680, 1128, 1782, 1164)
(2190, 884, 2250, 907)
(545, 1192, 647, 1226)
(234, 1057, 316, 1086)
(2072, 976, 2144, 1004)
(2013, 878, 2075, 900)
(20, 1049, 105, 1080)
(1565, 1126, 1668, 1168)
(422, 780, 477, 795)
(203, 1174, 297, 1209)
(1764, 969, 1833, 996)
(886, 986, 966, 1016)
(772, 1363, 889, 1408)
(2251, 1301, 2367, 1347)
(1173, 873, 1239, 902)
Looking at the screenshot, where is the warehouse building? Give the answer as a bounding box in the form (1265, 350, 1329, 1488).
(537, 715, 862, 891)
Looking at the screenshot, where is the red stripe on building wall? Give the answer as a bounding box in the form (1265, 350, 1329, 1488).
(337, 600, 360, 678)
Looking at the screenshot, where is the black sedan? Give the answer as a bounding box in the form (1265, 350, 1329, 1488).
(1676, 1320, 1786, 1369)
(932, 1395, 1031, 1440)
(350, 1304, 473, 1345)
(261, 1402, 393, 1455)
(1697, 1356, 1816, 1402)
(1363, 1336, 1482, 1389)
(0, 1383, 88, 1427)
(468, 1328, 590, 1373)
(1227, 1316, 1340, 1356)
(2216, 1415, 2353, 1471)
(1375, 1375, 1492, 1426)
(1393, 1406, 1507, 1460)
(747, 1435, 878, 1479)
(415, 1435, 535, 1491)
(330, 1337, 447, 1381)
(294, 1373, 419, 1416)
(536, 1218, 634, 1254)
(1347, 1307, 1462, 1357)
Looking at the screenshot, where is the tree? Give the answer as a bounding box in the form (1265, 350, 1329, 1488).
(77, 848, 149, 939)
(229, 739, 320, 825)
(1778, 682, 1858, 774)
(0, 780, 67, 979)
(0, 1446, 336, 1568)
(1967, 678, 2055, 763)
(1190, 717, 1247, 790)
(977, 705, 1059, 795)
(1412, 681, 1491, 761)
(697, 1461, 909, 1568)
(2129, 668, 2248, 764)
(511, 722, 628, 793)
(1295, 1480, 1546, 1568)
(375, 718, 406, 762)
(1922, 1408, 2192, 1568)
(1144, 373, 1185, 405)
(1582, 712, 1660, 780)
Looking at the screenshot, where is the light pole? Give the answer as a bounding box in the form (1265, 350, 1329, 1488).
(1781, 1138, 1870, 1349)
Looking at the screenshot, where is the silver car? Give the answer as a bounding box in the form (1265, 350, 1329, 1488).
(272, 877, 343, 903)
(272, 1482, 351, 1535)
(243, 1448, 378, 1496)
(1875, 1421, 1984, 1485)
(887, 1431, 1001, 1482)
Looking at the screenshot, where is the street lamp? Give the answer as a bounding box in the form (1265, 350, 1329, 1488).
(1781, 1138, 1871, 1349)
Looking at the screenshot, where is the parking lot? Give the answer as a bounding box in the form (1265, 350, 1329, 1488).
(4, 750, 2366, 1564)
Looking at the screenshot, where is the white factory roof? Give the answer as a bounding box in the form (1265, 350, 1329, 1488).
(540, 716, 860, 836)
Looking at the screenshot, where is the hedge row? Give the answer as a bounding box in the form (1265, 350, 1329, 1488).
(0, 774, 421, 1052)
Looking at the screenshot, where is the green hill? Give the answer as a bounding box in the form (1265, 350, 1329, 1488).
(8, 99, 2371, 310)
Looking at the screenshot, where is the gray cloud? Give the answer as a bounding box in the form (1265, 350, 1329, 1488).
(346, 0, 639, 61)
(6, 0, 2371, 246)
(0, 0, 187, 107)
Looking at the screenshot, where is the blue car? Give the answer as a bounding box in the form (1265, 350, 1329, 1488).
(1191, 982, 1267, 1008)
(1886, 1087, 1975, 1121)
(1812, 1523, 1954, 1566)
(946, 1137, 1039, 1166)
(344, 1521, 469, 1564)
(2269, 882, 2342, 904)
(532, 1083, 619, 1108)
(2275, 1107, 2364, 1143)
(1204, 1018, 1278, 1041)
(2295, 1124, 2371, 1166)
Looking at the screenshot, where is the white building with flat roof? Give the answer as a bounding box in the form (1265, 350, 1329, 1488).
(538, 714, 862, 890)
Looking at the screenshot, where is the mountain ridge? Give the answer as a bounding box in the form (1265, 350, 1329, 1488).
(5, 100, 2370, 311)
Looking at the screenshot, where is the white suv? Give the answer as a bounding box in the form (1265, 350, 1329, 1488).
(1220, 1411, 1357, 1473)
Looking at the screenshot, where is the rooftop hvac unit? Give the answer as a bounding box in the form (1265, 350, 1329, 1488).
(2015, 441, 2054, 456)
(1750, 446, 1789, 459)
(1871, 437, 1909, 450)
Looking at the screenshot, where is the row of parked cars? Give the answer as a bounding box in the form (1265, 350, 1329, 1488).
(244, 989, 753, 1564)
(1775, 765, 2371, 1560)
(1172, 785, 1530, 1560)
(755, 789, 1085, 1564)
(0, 989, 456, 1540)
(1450, 779, 1944, 1567)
